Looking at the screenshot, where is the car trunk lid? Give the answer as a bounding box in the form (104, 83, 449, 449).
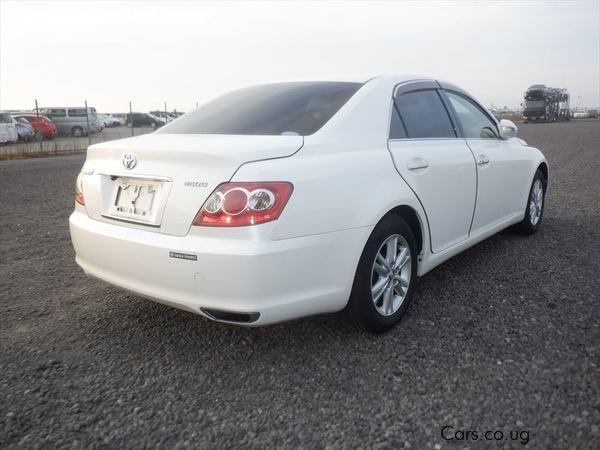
(80, 133, 303, 236)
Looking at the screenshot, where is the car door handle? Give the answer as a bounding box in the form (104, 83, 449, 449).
(407, 158, 429, 170)
(476, 154, 490, 166)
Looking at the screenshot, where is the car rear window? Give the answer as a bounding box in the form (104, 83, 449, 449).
(157, 81, 363, 136)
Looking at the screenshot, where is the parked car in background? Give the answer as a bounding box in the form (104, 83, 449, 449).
(587, 109, 598, 119)
(97, 114, 110, 128)
(109, 114, 127, 125)
(0, 112, 19, 144)
(98, 114, 122, 128)
(12, 116, 35, 142)
(572, 110, 589, 119)
(150, 113, 167, 125)
(106, 114, 125, 126)
(126, 112, 163, 128)
(41, 107, 101, 136)
(149, 111, 177, 123)
(13, 113, 58, 140)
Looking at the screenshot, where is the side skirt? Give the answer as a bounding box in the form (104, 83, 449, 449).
(416, 212, 523, 276)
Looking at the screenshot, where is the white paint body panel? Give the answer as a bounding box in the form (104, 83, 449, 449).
(466, 137, 533, 234)
(388, 139, 476, 253)
(70, 75, 548, 326)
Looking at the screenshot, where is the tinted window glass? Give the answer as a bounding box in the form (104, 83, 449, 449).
(69, 109, 87, 117)
(445, 92, 498, 139)
(46, 109, 66, 117)
(389, 104, 407, 139)
(395, 90, 455, 138)
(157, 81, 362, 136)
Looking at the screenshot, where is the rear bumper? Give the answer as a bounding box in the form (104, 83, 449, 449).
(69, 209, 371, 325)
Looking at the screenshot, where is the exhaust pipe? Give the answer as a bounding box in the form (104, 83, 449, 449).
(201, 308, 260, 324)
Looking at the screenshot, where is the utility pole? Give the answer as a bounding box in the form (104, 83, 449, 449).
(35, 99, 43, 153)
(129, 101, 134, 136)
(84, 100, 91, 147)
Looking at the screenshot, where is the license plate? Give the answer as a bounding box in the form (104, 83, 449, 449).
(108, 178, 163, 224)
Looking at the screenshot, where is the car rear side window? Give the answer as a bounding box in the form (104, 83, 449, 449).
(445, 91, 499, 139)
(389, 104, 408, 139)
(394, 89, 455, 139)
(157, 81, 362, 136)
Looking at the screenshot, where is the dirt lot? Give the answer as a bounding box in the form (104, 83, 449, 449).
(1, 121, 599, 448)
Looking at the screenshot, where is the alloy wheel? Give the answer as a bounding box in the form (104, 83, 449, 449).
(529, 179, 544, 225)
(371, 234, 412, 316)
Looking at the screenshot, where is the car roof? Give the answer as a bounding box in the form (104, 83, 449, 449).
(257, 74, 435, 85)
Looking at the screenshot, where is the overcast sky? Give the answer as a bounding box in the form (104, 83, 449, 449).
(1, 0, 598, 113)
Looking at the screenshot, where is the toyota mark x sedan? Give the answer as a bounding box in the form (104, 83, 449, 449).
(70, 75, 548, 333)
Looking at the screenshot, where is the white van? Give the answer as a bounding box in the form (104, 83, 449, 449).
(41, 107, 101, 136)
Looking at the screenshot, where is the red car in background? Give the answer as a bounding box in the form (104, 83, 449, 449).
(13, 114, 58, 140)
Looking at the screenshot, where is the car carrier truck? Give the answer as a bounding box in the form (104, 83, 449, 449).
(522, 85, 570, 123)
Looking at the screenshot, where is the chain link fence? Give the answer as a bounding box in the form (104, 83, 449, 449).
(0, 99, 184, 160)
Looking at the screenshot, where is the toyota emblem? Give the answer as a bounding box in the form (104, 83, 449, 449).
(122, 153, 137, 170)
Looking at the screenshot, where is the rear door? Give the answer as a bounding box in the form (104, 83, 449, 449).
(441, 88, 530, 235)
(387, 81, 477, 253)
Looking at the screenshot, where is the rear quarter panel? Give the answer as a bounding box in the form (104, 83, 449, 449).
(232, 146, 428, 245)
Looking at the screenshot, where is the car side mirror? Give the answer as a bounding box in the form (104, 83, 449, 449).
(499, 119, 518, 139)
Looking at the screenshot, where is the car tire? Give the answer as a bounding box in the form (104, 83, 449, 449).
(514, 170, 546, 235)
(346, 215, 418, 333)
(71, 126, 84, 137)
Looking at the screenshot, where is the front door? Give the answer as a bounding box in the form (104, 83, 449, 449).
(442, 90, 530, 235)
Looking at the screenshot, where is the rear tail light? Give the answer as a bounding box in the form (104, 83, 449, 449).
(75, 173, 85, 205)
(193, 182, 293, 227)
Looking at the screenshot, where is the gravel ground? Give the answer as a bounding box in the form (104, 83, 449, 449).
(1, 120, 599, 449)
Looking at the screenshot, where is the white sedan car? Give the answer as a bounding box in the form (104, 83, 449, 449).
(572, 110, 589, 119)
(70, 75, 548, 332)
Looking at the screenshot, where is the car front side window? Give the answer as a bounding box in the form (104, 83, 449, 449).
(445, 91, 499, 139)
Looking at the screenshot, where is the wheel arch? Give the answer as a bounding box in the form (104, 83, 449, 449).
(381, 204, 426, 254)
(537, 161, 549, 187)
